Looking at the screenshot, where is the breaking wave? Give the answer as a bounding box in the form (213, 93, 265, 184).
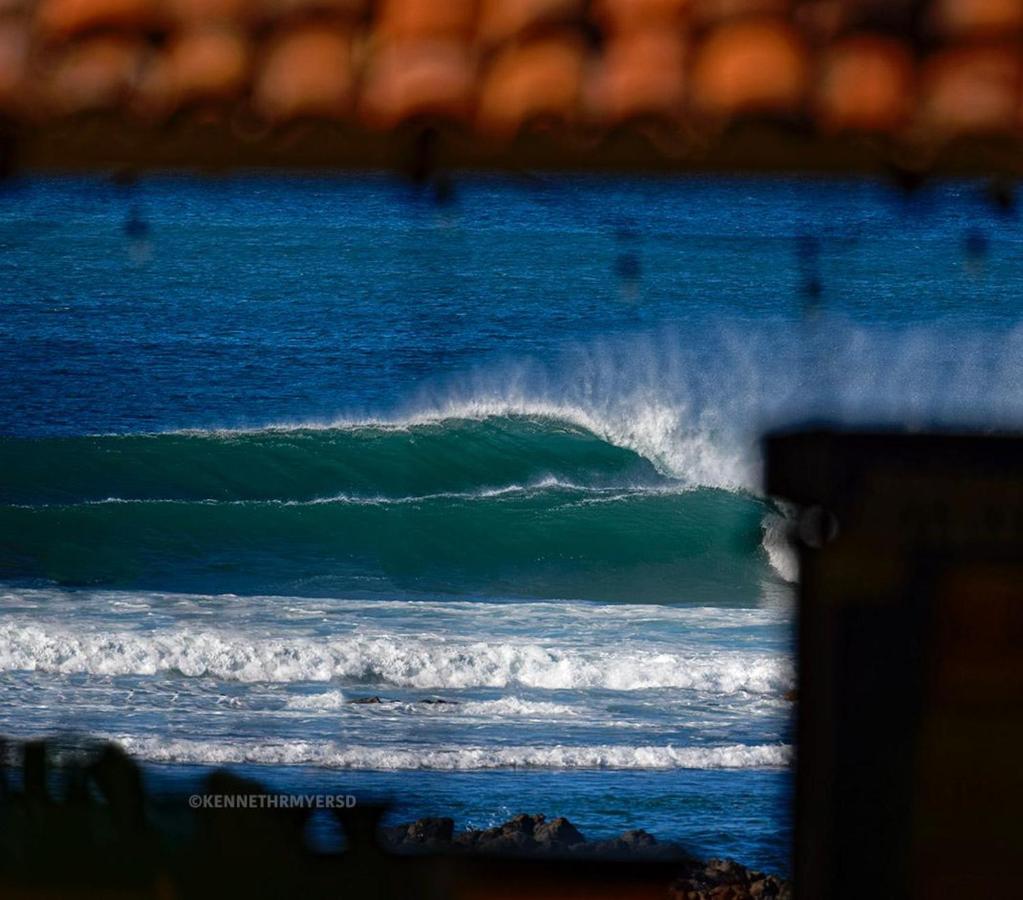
(0, 413, 792, 600)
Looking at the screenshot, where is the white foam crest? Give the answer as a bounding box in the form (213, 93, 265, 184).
(285, 693, 577, 717)
(457, 697, 580, 717)
(761, 512, 798, 583)
(375, 399, 751, 492)
(284, 690, 346, 710)
(0, 624, 793, 694)
(363, 330, 774, 491)
(110, 735, 792, 770)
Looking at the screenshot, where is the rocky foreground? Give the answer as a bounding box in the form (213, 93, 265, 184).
(381, 813, 792, 899)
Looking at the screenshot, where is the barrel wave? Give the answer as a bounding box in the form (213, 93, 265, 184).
(0, 415, 785, 603)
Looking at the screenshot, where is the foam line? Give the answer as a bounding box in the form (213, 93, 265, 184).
(111, 735, 793, 770)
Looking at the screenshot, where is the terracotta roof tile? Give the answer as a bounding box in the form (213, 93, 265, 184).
(140, 26, 250, 113)
(592, 29, 688, 124)
(253, 23, 353, 122)
(0, 21, 30, 111)
(477, 32, 586, 137)
(44, 33, 145, 114)
(593, 0, 690, 33)
(817, 35, 915, 133)
(0, 0, 1022, 173)
(691, 19, 809, 117)
(920, 45, 1023, 136)
(260, 0, 368, 21)
(34, 0, 157, 39)
(930, 0, 1023, 40)
(691, 0, 793, 28)
(476, 0, 583, 46)
(362, 38, 475, 128)
(162, 0, 254, 29)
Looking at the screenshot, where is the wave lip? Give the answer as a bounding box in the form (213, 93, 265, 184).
(110, 735, 792, 770)
(0, 624, 794, 694)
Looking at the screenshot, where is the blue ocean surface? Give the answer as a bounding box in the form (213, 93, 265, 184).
(2, 174, 1022, 874)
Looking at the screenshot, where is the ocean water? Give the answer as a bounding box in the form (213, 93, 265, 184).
(2, 174, 1022, 874)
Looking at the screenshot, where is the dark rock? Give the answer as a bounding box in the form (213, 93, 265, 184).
(584, 828, 676, 859)
(748, 878, 773, 898)
(380, 816, 454, 849)
(378, 809, 792, 900)
(533, 816, 585, 848)
(452, 830, 481, 850)
(349, 696, 384, 704)
(619, 828, 656, 848)
(451, 813, 587, 856)
(480, 831, 535, 854)
(496, 813, 542, 837)
(418, 698, 458, 705)
(705, 858, 751, 883)
(468, 813, 542, 854)
(669, 857, 792, 900)
(406, 817, 454, 844)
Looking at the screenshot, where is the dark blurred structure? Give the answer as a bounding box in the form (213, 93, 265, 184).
(767, 430, 1023, 899)
(0, 0, 1022, 175)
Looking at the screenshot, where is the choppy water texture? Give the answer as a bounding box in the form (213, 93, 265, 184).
(3, 175, 1022, 873)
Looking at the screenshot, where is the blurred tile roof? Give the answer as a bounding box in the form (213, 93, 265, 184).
(1, 0, 1022, 173)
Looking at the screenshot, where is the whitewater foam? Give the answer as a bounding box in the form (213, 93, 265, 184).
(0, 623, 793, 694)
(285, 692, 579, 718)
(761, 513, 798, 584)
(285, 690, 346, 710)
(110, 735, 792, 770)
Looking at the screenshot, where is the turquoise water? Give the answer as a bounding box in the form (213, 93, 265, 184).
(3, 174, 1022, 873)
(0, 421, 771, 602)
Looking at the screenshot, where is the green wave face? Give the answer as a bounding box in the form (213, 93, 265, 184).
(0, 418, 775, 604)
(0, 418, 660, 505)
